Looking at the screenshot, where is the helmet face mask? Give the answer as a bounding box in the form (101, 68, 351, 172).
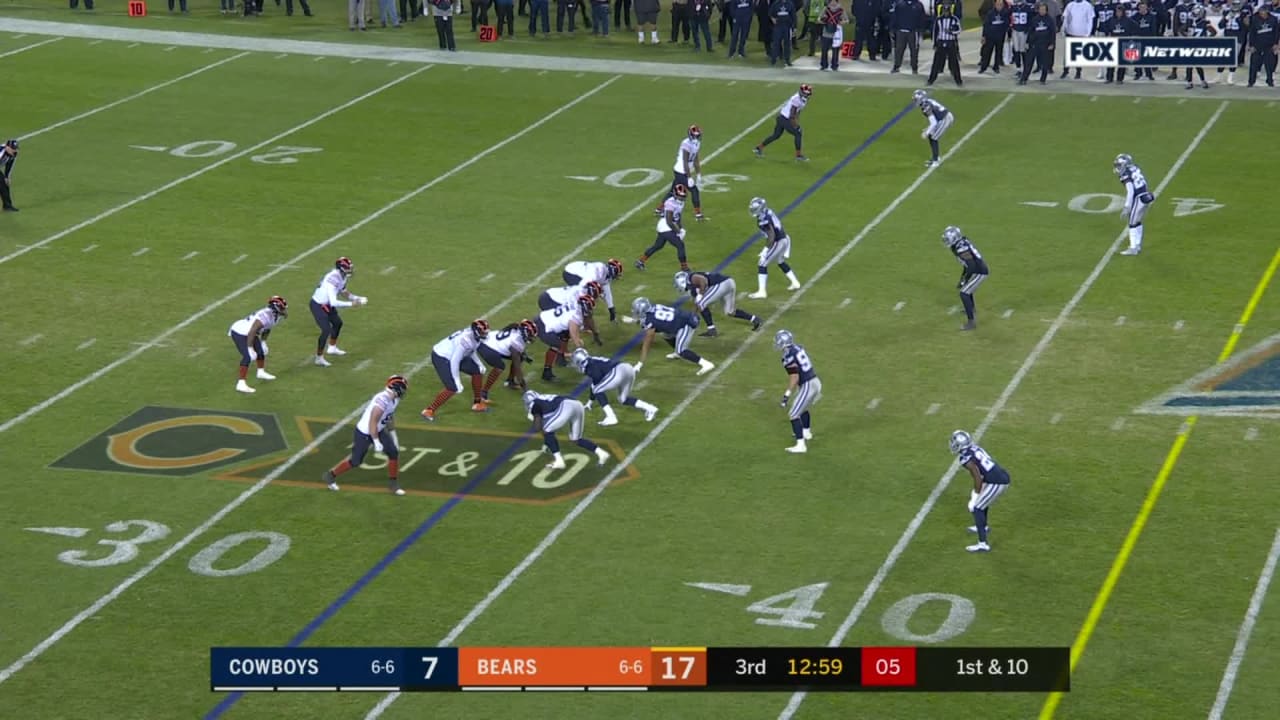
(942, 226, 963, 247)
(913, 89, 928, 106)
(571, 347, 590, 371)
(267, 295, 288, 318)
(522, 390, 538, 414)
(336, 256, 354, 275)
(774, 329, 794, 353)
(386, 375, 409, 398)
(519, 319, 538, 343)
(606, 258, 623, 280)
(471, 319, 490, 341)
(673, 271, 690, 292)
(949, 430, 974, 455)
(631, 297, 653, 319)
(748, 197, 767, 218)
(673, 184, 689, 199)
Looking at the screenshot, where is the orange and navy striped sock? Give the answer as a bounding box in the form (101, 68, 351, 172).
(428, 389, 455, 412)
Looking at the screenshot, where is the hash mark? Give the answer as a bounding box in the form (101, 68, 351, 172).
(82, 244, 98, 253)
(632, 284, 646, 293)
(380, 265, 397, 275)
(1269, 102, 1277, 108)
(1050, 413, 1063, 425)
(480, 273, 495, 283)
(313, 57, 326, 62)
(350, 59, 362, 65)
(893, 301, 906, 312)
(925, 403, 941, 415)
(1048, 95, 1057, 101)
(20, 334, 43, 347)
(127, 42, 139, 48)
(354, 358, 374, 372)
(948, 305, 960, 315)
(132, 247, 150, 257)
(651, 76, 661, 82)
(1177, 98, 1188, 105)
(500, 68, 511, 73)
(1110, 417, 1127, 431)
(203, 48, 215, 54)
(767, 82, 777, 87)
(182, 251, 200, 261)
(232, 254, 248, 264)
(431, 269, 448, 279)
(727, 81, 737, 86)
(1173, 319, 1185, 330)
(689, 79, 698, 84)
(748, 388, 764, 400)
(575, 72, 584, 77)
(275, 53, 288, 59)
(164, 46, 177, 52)
(1090, 96, 1098, 102)
(866, 397, 881, 410)
(76, 338, 97, 351)
(634, 380, 649, 391)
(188, 347, 207, 358)
(388, 61, 399, 67)
(1245, 427, 1259, 441)
(1114, 315, 1126, 326)
(838, 298, 852, 309)
(89, 39, 103, 45)
(1001, 309, 1014, 319)
(846, 87, 853, 93)
(1134, 97, 1142, 104)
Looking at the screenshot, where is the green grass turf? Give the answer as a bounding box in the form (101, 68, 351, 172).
(0, 22, 1277, 720)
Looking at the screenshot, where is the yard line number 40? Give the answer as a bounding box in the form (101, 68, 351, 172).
(35, 519, 290, 577)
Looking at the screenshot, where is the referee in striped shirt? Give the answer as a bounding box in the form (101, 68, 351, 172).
(1, 140, 18, 212)
(927, 1, 963, 87)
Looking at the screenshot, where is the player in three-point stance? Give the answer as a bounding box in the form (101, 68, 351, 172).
(913, 89, 954, 168)
(538, 279, 605, 351)
(774, 329, 822, 454)
(950, 429, 1012, 553)
(656, 124, 706, 222)
(942, 226, 989, 332)
(1114, 152, 1155, 256)
(754, 84, 812, 162)
(523, 390, 613, 469)
(535, 294, 595, 382)
(562, 258, 623, 322)
(748, 197, 801, 299)
(636, 184, 690, 272)
(479, 319, 539, 397)
(227, 295, 287, 394)
(324, 375, 410, 496)
(421, 319, 492, 421)
(674, 270, 762, 337)
(632, 297, 716, 376)
(570, 347, 660, 426)
(309, 256, 367, 367)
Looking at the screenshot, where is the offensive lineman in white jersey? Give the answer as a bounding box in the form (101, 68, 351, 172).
(655, 124, 706, 221)
(324, 375, 410, 496)
(309, 256, 367, 367)
(421, 319, 492, 421)
(1114, 153, 1155, 255)
(227, 295, 288, 394)
(754, 84, 812, 162)
(562, 258, 623, 322)
(536, 294, 596, 382)
(747, 196, 801, 299)
(479, 319, 539, 396)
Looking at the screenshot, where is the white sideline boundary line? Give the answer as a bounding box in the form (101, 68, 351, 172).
(0, 87, 780, 687)
(0, 36, 62, 58)
(776, 100, 1229, 720)
(0, 64, 437, 266)
(1208, 526, 1280, 720)
(361, 94, 1017, 720)
(20, 51, 251, 141)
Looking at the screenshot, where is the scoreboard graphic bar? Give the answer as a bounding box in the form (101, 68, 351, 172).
(210, 646, 1070, 692)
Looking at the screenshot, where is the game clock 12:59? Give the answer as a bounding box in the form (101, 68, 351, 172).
(788, 657, 845, 676)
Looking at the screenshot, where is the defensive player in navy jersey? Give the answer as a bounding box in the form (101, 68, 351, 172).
(523, 390, 613, 469)
(570, 348, 660, 425)
(748, 197, 802, 299)
(950, 429, 1012, 553)
(942, 226, 989, 331)
(675, 270, 762, 337)
(1114, 153, 1154, 255)
(774, 329, 822, 454)
(631, 297, 716, 376)
(913, 89, 955, 168)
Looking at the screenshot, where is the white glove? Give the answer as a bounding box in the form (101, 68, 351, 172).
(693, 174, 702, 188)
(921, 129, 929, 140)
(526, 413, 535, 422)
(354, 295, 368, 306)
(967, 490, 978, 513)
(373, 438, 384, 453)
(583, 400, 593, 411)
(633, 362, 643, 373)
(678, 228, 687, 241)
(247, 345, 258, 361)
(259, 341, 269, 357)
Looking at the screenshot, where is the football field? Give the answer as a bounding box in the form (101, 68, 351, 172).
(1, 15, 1279, 720)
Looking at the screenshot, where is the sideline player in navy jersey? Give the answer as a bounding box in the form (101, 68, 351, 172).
(324, 375, 410, 496)
(479, 319, 538, 396)
(523, 390, 613, 469)
(1184, 6, 1217, 88)
(753, 84, 812, 162)
(636, 184, 690, 272)
(950, 429, 1012, 553)
(912, 89, 954, 168)
(570, 348, 660, 425)
(943, 226, 989, 331)
(227, 296, 288, 394)
(309, 256, 367, 367)
(631, 297, 716, 376)
(774, 329, 822, 454)
(748, 197, 802, 299)
(1114, 153, 1154, 255)
(675, 270, 762, 337)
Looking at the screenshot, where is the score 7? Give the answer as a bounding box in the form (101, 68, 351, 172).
(421, 656, 438, 679)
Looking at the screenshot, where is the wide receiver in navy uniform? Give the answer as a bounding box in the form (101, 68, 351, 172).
(631, 297, 716, 376)
(570, 348, 660, 425)
(950, 429, 1011, 553)
(675, 270, 762, 337)
(774, 329, 822, 454)
(913, 89, 955, 168)
(942, 226, 989, 331)
(324, 375, 410, 496)
(1114, 152, 1155, 256)
(523, 390, 613, 469)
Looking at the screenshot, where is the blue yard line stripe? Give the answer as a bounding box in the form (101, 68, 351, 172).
(206, 101, 912, 719)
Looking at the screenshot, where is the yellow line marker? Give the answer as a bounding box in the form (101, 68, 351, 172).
(1039, 247, 1280, 720)
(650, 647, 708, 653)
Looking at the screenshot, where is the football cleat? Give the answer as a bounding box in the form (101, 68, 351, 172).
(323, 470, 339, 491)
(518, 318, 538, 343)
(665, 352, 681, 360)
(471, 401, 490, 413)
(643, 406, 659, 422)
(747, 291, 767, 300)
(389, 481, 405, 496)
(696, 359, 715, 376)
(235, 379, 255, 394)
(1119, 247, 1141, 256)
(606, 258, 624, 279)
(633, 259, 646, 271)
(541, 368, 557, 382)
(256, 369, 276, 381)
(471, 318, 490, 341)
(546, 455, 568, 470)
(673, 271, 691, 292)
(802, 429, 813, 440)
(631, 297, 653, 318)
(774, 329, 795, 352)
(688, 124, 702, 140)
(325, 345, 347, 356)
(386, 374, 409, 397)
(961, 320, 977, 331)
(700, 328, 718, 338)
(599, 416, 619, 427)
(785, 441, 807, 454)
(314, 356, 331, 367)
(267, 295, 288, 318)
(751, 316, 762, 331)
(949, 429, 974, 454)
(335, 256, 355, 275)
(966, 542, 991, 553)
(420, 408, 436, 422)
(753, 147, 763, 158)
(570, 347, 591, 371)
(594, 447, 611, 465)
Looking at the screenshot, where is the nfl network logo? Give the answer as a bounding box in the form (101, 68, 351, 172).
(1122, 41, 1142, 63)
(1066, 38, 1118, 68)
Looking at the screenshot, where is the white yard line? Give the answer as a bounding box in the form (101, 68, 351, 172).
(0, 36, 62, 58)
(0, 84, 780, 688)
(0, 64, 436, 266)
(1207, 527, 1280, 720)
(0, 71, 606, 437)
(776, 100, 1229, 720)
(20, 52, 250, 141)
(363, 94, 1017, 720)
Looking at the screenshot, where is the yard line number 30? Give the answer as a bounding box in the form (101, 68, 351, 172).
(48, 519, 290, 577)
